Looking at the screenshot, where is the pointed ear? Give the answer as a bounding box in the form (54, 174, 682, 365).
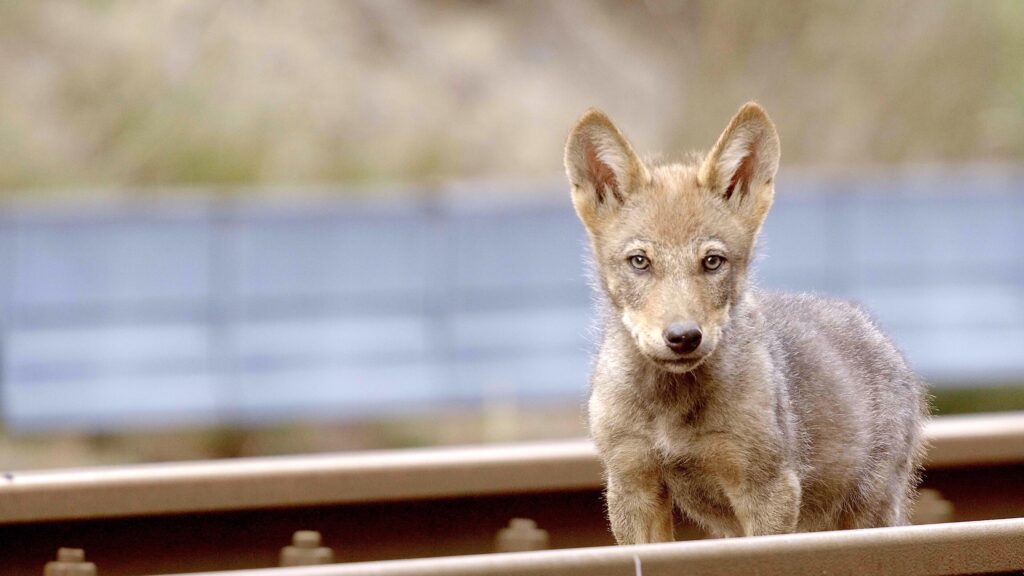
(564, 109, 649, 232)
(699, 102, 780, 231)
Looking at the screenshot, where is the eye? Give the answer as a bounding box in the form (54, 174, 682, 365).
(628, 254, 650, 271)
(703, 254, 725, 271)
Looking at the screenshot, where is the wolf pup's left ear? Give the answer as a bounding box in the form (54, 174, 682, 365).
(700, 102, 780, 232)
(564, 109, 649, 232)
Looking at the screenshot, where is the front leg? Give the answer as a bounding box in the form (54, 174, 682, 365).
(603, 453, 675, 544)
(726, 467, 801, 536)
(705, 440, 801, 536)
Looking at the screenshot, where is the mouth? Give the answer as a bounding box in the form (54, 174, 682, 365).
(650, 354, 705, 372)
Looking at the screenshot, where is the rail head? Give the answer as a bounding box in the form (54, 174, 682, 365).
(144, 518, 1024, 576)
(1, 412, 1023, 524)
(922, 411, 1024, 468)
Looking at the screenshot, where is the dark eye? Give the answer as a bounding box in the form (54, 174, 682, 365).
(703, 254, 725, 271)
(628, 254, 650, 271)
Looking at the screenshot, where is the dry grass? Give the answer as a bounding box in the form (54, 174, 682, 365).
(6, 385, 1024, 469)
(0, 1, 1022, 194)
(0, 403, 590, 469)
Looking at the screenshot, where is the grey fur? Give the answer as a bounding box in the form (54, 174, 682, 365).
(591, 290, 927, 539)
(566, 104, 929, 543)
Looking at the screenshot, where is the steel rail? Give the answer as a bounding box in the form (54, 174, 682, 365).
(147, 517, 1024, 576)
(2, 412, 1023, 524)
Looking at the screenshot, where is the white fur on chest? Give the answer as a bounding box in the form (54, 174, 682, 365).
(651, 408, 706, 462)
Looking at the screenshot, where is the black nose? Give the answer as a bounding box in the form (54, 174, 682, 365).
(663, 321, 702, 354)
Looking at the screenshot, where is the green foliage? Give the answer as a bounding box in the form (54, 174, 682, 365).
(932, 384, 1024, 416)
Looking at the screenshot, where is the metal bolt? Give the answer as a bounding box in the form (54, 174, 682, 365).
(280, 531, 334, 566)
(495, 518, 550, 552)
(912, 488, 955, 525)
(44, 548, 96, 576)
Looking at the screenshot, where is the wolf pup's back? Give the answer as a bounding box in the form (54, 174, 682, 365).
(757, 291, 928, 529)
(564, 102, 928, 543)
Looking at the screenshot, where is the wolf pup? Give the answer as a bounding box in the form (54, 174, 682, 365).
(564, 103, 928, 543)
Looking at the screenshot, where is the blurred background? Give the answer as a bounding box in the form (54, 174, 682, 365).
(0, 1, 1022, 469)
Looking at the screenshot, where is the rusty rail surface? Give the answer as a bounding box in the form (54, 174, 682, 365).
(2, 412, 1024, 575)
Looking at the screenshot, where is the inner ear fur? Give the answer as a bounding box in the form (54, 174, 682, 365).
(564, 109, 649, 231)
(699, 102, 780, 229)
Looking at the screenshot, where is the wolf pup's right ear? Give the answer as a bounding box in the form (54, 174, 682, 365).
(700, 102, 780, 234)
(564, 109, 649, 232)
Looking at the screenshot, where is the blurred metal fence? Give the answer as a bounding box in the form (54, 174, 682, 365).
(1, 168, 1023, 431)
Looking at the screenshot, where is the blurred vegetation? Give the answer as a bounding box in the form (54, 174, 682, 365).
(0, 2, 1021, 467)
(3, 387, 1023, 469)
(0, 1, 1022, 194)
(931, 385, 1024, 416)
(0, 404, 590, 469)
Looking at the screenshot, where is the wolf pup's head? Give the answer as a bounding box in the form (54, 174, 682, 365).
(564, 103, 780, 373)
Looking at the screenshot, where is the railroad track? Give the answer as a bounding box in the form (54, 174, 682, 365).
(3, 412, 1023, 575)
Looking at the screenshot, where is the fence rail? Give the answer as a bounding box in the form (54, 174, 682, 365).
(2, 169, 1024, 431)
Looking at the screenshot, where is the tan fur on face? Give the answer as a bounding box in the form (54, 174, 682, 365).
(565, 104, 779, 371)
